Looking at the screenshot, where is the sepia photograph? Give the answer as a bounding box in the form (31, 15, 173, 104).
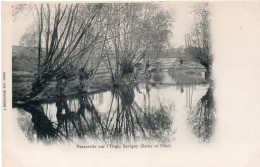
(11, 2, 214, 145)
(3, 1, 260, 167)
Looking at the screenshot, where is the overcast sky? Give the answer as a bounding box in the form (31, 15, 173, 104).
(12, 2, 195, 48)
(160, 2, 195, 47)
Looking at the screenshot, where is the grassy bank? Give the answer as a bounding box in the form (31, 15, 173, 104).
(13, 69, 208, 102)
(12, 45, 208, 102)
(12, 72, 113, 102)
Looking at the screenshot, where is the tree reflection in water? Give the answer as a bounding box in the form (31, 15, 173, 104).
(109, 84, 173, 143)
(15, 83, 174, 144)
(16, 102, 59, 144)
(187, 85, 215, 142)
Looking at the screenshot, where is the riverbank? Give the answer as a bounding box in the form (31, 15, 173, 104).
(12, 72, 112, 102)
(13, 78, 211, 144)
(13, 69, 208, 103)
(12, 47, 208, 102)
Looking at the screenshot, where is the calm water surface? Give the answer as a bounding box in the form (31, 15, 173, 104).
(13, 71, 214, 145)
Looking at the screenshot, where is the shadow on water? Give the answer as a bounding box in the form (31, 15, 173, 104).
(14, 82, 174, 144)
(14, 71, 214, 145)
(187, 85, 215, 142)
(106, 82, 172, 143)
(15, 102, 58, 144)
(150, 71, 215, 142)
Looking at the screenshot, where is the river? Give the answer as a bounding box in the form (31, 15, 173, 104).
(12, 71, 214, 145)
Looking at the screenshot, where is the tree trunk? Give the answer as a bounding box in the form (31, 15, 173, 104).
(205, 70, 211, 81)
(27, 77, 50, 100)
(27, 71, 55, 100)
(145, 63, 151, 78)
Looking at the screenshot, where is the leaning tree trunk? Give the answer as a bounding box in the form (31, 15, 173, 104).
(26, 70, 56, 100)
(27, 77, 50, 100)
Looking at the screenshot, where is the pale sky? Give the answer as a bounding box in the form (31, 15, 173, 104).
(12, 5, 35, 46)
(12, 2, 195, 48)
(160, 2, 195, 47)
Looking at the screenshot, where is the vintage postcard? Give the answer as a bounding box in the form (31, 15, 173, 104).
(2, 1, 260, 167)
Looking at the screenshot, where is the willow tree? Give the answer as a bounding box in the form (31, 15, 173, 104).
(103, 3, 172, 85)
(142, 8, 172, 74)
(24, 3, 104, 99)
(186, 3, 212, 80)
